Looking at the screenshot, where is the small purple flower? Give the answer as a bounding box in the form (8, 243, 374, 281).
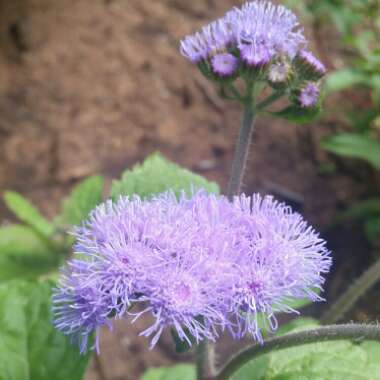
(211, 53, 239, 77)
(299, 82, 320, 108)
(53, 191, 331, 352)
(240, 43, 272, 67)
(180, 19, 234, 63)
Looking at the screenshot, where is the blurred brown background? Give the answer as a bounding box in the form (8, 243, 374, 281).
(0, 1, 375, 379)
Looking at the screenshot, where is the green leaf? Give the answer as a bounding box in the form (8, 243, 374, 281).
(325, 69, 369, 93)
(111, 153, 219, 199)
(284, 288, 322, 310)
(322, 133, 380, 169)
(364, 217, 380, 242)
(56, 176, 104, 226)
(232, 318, 317, 380)
(276, 317, 319, 336)
(233, 318, 380, 380)
(3, 191, 55, 237)
(0, 225, 59, 282)
(140, 364, 196, 380)
(232, 357, 269, 380)
(271, 105, 321, 124)
(334, 198, 380, 223)
(0, 280, 92, 380)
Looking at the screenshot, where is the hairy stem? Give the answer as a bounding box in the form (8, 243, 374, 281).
(321, 258, 380, 324)
(227, 100, 256, 199)
(197, 340, 217, 380)
(196, 340, 207, 380)
(215, 324, 380, 380)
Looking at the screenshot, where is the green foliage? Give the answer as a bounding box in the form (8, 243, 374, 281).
(0, 176, 106, 285)
(271, 105, 321, 124)
(325, 69, 370, 94)
(365, 218, 380, 243)
(333, 198, 380, 244)
(0, 224, 59, 283)
(283, 0, 380, 245)
(111, 153, 219, 199)
(322, 133, 380, 170)
(0, 280, 92, 380)
(140, 364, 196, 380)
(55, 176, 104, 227)
(233, 318, 380, 380)
(4, 191, 55, 237)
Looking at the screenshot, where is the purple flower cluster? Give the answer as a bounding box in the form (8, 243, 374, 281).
(53, 191, 331, 353)
(180, 1, 326, 109)
(180, 1, 306, 73)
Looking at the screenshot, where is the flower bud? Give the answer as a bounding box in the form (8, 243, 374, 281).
(294, 50, 326, 80)
(293, 81, 321, 108)
(267, 60, 294, 89)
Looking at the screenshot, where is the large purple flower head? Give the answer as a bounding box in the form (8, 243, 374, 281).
(53, 190, 331, 353)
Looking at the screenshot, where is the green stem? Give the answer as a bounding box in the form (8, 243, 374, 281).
(256, 90, 285, 111)
(215, 324, 380, 380)
(197, 340, 216, 380)
(196, 340, 207, 380)
(227, 100, 256, 199)
(321, 258, 380, 324)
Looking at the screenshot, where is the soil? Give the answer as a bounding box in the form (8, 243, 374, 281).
(0, 1, 378, 379)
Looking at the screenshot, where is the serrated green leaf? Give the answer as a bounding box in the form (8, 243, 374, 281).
(322, 133, 380, 169)
(140, 364, 195, 380)
(3, 191, 54, 237)
(0, 280, 92, 380)
(271, 105, 321, 124)
(233, 319, 380, 380)
(0, 225, 59, 283)
(111, 153, 219, 199)
(56, 176, 104, 226)
(232, 318, 318, 380)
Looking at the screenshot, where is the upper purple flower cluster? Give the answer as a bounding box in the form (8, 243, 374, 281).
(53, 191, 331, 353)
(180, 1, 326, 108)
(180, 1, 305, 67)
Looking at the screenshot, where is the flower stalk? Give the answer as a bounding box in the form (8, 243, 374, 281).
(215, 324, 380, 380)
(227, 96, 256, 199)
(321, 258, 380, 324)
(197, 340, 217, 380)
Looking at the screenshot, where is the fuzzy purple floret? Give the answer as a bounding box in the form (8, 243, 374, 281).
(180, 1, 306, 65)
(211, 53, 239, 76)
(53, 191, 331, 352)
(299, 82, 320, 107)
(180, 19, 234, 63)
